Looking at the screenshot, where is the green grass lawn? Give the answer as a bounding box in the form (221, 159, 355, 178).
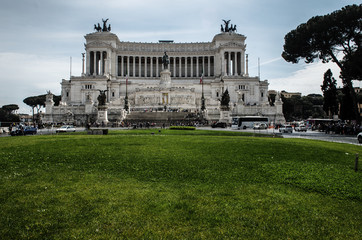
(0, 129, 361, 239)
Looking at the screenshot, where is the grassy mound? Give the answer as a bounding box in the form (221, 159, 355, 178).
(0, 130, 361, 239)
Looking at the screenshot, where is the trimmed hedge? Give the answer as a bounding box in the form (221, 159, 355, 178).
(169, 126, 196, 130)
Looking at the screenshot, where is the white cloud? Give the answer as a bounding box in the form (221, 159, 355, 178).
(268, 61, 343, 95)
(0, 52, 80, 113)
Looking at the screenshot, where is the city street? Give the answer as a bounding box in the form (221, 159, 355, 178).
(198, 127, 362, 146)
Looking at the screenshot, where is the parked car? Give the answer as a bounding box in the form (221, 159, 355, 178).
(253, 123, 268, 130)
(211, 122, 227, 128)
(24, 126, 38, 135)
(294, 124, 307, 132)
(358, 132, 362, 143)
(279, 125, 293, 133)
(10, 125, 37, 136)
(56, 125, 76, 133)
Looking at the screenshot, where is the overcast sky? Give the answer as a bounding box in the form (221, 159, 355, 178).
(0, 0, 359, 113)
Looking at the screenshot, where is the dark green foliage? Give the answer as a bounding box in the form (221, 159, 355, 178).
(0, 104, 20, 124)
(23, 94, 47, 123)
(340, 85, 356, 120)
(53, 95, 61, 106)
(282, 4, 362, 121)
(0, 109, 19, 124)
(341, 47, 362, 81)
(321, 69, 339, 117)
(23, 94, 46, 111)
(282, 95, 325, 121)
(1, 104, 19, 114)
(282, 4, 361, 68)
(268, 93, 276, 106)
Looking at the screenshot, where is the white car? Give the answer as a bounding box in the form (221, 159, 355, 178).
(279, 125, 293, 133)
(295, 125, 307, 132)
(56, 125, 76, 133)
(253, 123, 268, 129)
(358, 132, 362, 143)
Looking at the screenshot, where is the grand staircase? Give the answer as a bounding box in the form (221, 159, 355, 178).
(125, 111, 191, 123)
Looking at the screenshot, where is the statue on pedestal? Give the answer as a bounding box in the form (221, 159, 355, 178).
(220, 89, 230, 110)
(162, 51, 169, 69)
(97, 90, 108, 106)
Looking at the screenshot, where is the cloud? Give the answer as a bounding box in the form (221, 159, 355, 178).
(0, 52, 80, 113)
(268, 61, 343, 95)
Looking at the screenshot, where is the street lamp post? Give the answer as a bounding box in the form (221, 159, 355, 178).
(201, 73, 205, 111)
(124, 75, 129, 111)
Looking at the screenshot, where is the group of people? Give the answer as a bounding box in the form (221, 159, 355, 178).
(315, 123, 361, 135)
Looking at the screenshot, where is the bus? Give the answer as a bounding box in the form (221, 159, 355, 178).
(231, 116, 269, 129)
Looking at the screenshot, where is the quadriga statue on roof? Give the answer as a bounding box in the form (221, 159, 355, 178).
(93, 18, 111, 32)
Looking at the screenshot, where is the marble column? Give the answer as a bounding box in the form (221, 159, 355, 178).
(179, 57, 182, 77)
(145, 57, 148, 77)
(208, 56, 211, 77)
(86, 51, 90, 75)
(245, 54, 249, 77)
(94, 51, 97, 75)
(138, 57, 141, 77)
(173, 57, 176, 77)
(121, 56, 124, 77)
(100, 52, 104, 75)
(156, 57, 159, 77)
(127, 56, 130, 76)
(185, 57, 188, 77)
(132, 56, 135, 77)
(202, 56, 205, 75)
(191, 57, 194, 77)
(227, 51, 231, 76)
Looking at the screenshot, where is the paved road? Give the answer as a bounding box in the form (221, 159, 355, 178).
(198, 127, 362, 146)
(276, 130, 360, 145)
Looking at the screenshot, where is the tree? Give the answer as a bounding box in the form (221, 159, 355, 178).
(340, 85, 356, 120)
(321, 69, 339, 117)
(53, 95, 61, 106)
(1, 104, 19, 115)
(0, 104, 20, 124)
(23, 94, 46, 123)
(282, 4, 362, 122)
(268, 93, 276, 106)
(282, 95, 325, 121)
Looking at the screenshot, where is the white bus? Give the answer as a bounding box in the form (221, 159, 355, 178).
(231, 116, 269, 129)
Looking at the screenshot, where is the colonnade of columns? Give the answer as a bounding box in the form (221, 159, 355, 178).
(116, 56, 214, 78)
(88, 51, 108, 76)
(86, 51, 246, 77)
(223, 51, 245, 76)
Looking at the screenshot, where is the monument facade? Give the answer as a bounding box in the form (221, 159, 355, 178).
(44, 20, 285, 125)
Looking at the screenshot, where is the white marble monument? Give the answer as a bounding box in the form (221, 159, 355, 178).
(44, 19, 285, 125)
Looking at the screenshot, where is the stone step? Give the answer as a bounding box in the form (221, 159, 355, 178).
(126, 111, 190, 121)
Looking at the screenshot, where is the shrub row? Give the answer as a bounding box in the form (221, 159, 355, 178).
(169, 126, 196, 130)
